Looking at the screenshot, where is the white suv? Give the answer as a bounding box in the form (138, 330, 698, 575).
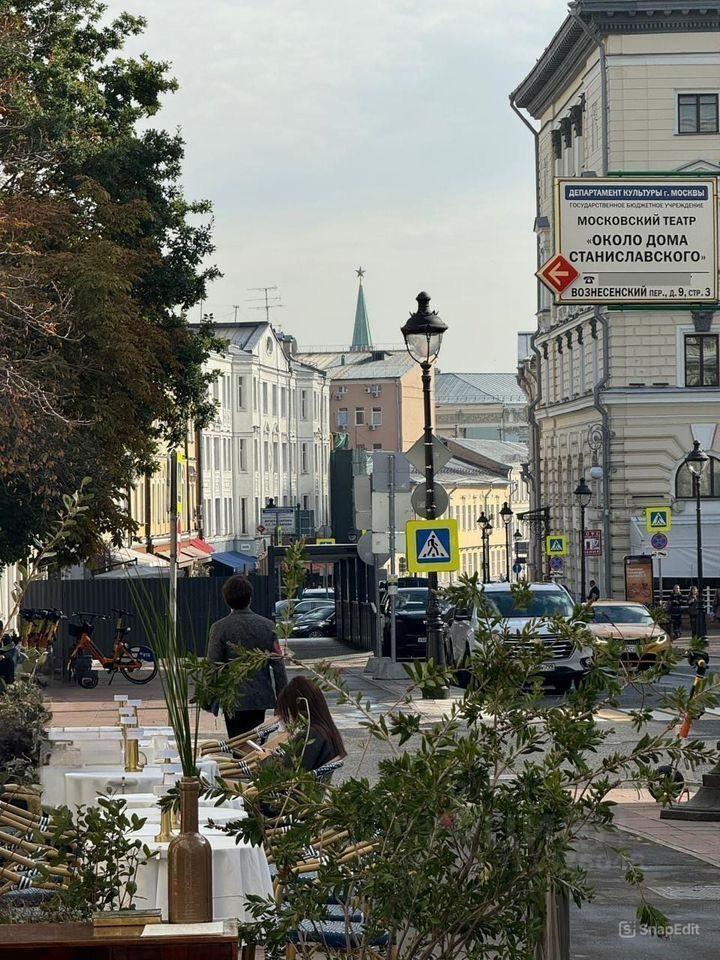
(446, 582, 592, 693)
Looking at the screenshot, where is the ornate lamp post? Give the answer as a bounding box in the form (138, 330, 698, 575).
(574, 477, 592, 602)
(513, 529, 523, 580)
(401, 292, 448, 677)
(500, 501, 513, 582)
(685, 440, 709, 638)
(477, 512, 488, 583)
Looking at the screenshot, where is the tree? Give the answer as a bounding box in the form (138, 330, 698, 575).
(0, 1, 221, 563)
(215, 576, 720, 958)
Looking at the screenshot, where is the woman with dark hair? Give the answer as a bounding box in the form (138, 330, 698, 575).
(275, 677, 346, 771)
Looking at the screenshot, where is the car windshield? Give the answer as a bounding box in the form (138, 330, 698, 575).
(593, 605, 653, 625)
(486, 589, 574, 619)
(299, 606, 334, 621)
(396, 589, 428, 611)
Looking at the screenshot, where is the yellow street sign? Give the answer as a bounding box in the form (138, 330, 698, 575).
(546, 535, 568, 557)
(406, 519, 459, 573)
(646, 506, 671, 533)
(316, 538, 336, 545)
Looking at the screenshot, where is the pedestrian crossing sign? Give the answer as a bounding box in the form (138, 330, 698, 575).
(646, 506, 671, 533)
(406, 519, 459, 573)
(546, 535, 567, 557)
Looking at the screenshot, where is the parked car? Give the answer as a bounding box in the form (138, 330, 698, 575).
(290, 605, 336, 639)
(274, 597, 334, 620)
(381, 587, 430, 661)
(586, 600, 671, 670)
(300, 588, 334, 601)
(446, 582, 592, 692)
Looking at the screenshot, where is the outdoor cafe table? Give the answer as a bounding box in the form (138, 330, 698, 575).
(63, 760, 219, 811)
(131, 822, 273, 922)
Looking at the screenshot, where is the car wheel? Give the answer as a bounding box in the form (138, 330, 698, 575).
(308, 629, 324, 638)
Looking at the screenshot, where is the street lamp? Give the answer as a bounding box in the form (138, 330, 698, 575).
(574, 477, 592, 602)
(513, 529, 523, 580)
(500, 501, 513, 582)
(401, 292, 448, 678)
(477, 511, 492, 583)
(685, 440, 709, 638)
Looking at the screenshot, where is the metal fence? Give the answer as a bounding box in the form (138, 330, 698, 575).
(24, 574, 271, 671)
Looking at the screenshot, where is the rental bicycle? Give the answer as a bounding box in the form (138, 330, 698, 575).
(66, 609, 157, 687)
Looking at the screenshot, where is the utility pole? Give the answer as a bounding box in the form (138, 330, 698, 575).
(388, 453, 397, 664)
(247, 286, 284, 324)
(233, 304, 240, 323)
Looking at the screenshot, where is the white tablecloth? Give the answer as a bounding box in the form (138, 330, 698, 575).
(132, 825, 272, 921)
(123, 793, 245, 816)
(62, 760, 221, 811)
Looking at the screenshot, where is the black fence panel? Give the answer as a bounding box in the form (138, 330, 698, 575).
(24, 573, 272, 672)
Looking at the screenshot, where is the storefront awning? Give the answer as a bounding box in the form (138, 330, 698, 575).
(189, 538, 215, 555)
(210, 551, 257, 573)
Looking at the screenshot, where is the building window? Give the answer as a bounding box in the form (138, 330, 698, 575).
(281, 386, 287, 416)
(272, 384, 278, 415)
(253, 378, 258, 411)
(301, 443, 308, 473)
(371, 407, 382, 426)
(237, 376, 245, 410)
(302, 494, 309, 511)
(238, 438, 246, 471)
(214, 498, 222, 535)
(240, 497, 248, 534)
(262, 382, 268, 413)
(337, 407, 348, 428)
(678, 93, 719, 134)
(263, 440, 269, 472)
(213, 437, 220, 471)
(373, 442, 382, 450)
(355, 407, 365, 426)
(676, 455, 720, 499)
(301, 390, 308, 419)
(273, 441, 279, 473)
(685, 334, 719, 387)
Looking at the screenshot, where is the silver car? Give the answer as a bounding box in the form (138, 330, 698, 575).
(447, 582, 592, 693)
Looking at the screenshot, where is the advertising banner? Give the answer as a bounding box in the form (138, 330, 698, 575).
(624, 555, 654, 606)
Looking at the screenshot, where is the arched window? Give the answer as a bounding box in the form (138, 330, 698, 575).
(675, 455, 720, 499)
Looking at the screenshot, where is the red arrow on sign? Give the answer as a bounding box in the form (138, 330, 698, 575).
(536, 254, 579, 295)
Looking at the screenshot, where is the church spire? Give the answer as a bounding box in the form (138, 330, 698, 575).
(350, 266, 372, 351)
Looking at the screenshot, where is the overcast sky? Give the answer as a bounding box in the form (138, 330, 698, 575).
(108, 0, 566, 371)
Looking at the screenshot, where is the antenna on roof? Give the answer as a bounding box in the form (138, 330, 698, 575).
(246, 286, 284, 324)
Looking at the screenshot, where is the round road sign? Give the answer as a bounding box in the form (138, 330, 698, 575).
(411, 482, 449, 519)
(549, 557, 564, 572)
(650, 533, 668, 551)
(513, 561, 523, 575)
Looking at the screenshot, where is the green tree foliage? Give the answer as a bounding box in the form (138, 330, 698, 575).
(0, 1, 221, 562)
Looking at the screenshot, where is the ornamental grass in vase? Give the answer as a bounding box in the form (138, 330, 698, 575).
(132, 589, 212, 924)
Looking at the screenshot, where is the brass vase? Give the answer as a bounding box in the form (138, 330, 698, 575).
(167, 777, 213, 923)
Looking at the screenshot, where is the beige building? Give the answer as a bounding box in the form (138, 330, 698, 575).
(512, 0, 720, 598)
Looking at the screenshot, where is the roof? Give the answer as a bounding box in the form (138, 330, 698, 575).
(331, 354, 415, 381)
(295, 348, 403, 371)
(436, 372, 526, 405)
(512, 1, 720, 117)
(351, 279, 372, 350)
(449, 438, 528, 465)
(408, 453, 507, 486)
(197, 320, 269, 352)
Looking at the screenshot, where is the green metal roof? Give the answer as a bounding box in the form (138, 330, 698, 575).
(350, 276, 372, 351)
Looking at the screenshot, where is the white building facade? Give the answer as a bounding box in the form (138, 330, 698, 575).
(512, 1, 720, 598)
(200, 323, 330, 552)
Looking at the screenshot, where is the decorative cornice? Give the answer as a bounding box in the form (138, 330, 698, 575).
(511, 2, 720, 118)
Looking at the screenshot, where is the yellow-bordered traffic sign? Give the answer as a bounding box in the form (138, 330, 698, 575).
(316, 537, 336, 545)
(406, 519, 459, 573)
(546, 535, 568, 557)
(646, 506, 671, 533)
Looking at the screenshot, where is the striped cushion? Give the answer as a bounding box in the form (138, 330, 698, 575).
(290, 919, 389, 949)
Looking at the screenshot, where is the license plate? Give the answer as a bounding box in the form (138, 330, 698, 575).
(540, 662, 555, 671)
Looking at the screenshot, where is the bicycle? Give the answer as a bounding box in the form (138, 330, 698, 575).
(66, 609, 158, 687)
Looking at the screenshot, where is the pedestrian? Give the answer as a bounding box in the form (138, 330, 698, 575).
(687, 585, 700, 638)
(275, 677, 347, 771)
(587, 579, 600, 603)
(667, 584, 683, 639)
(206, 575, 288, 739)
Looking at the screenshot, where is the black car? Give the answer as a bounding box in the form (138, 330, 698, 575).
(290, 605, 336, 639)
(381, 587, 430, 660)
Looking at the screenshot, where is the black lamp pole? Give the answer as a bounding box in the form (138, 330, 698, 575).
(513, 529, 522, 581)
(401, 293, 448, 682)
(477, 512, 489, 584)
(500, 501, 513, 582)
(685, 440, 709, 638)
(574, 477, 592, 602)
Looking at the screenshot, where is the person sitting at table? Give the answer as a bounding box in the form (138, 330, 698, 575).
(274, 677, 346, 771)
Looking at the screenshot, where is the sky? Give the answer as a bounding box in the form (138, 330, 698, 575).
(108, 0, 568, 372)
